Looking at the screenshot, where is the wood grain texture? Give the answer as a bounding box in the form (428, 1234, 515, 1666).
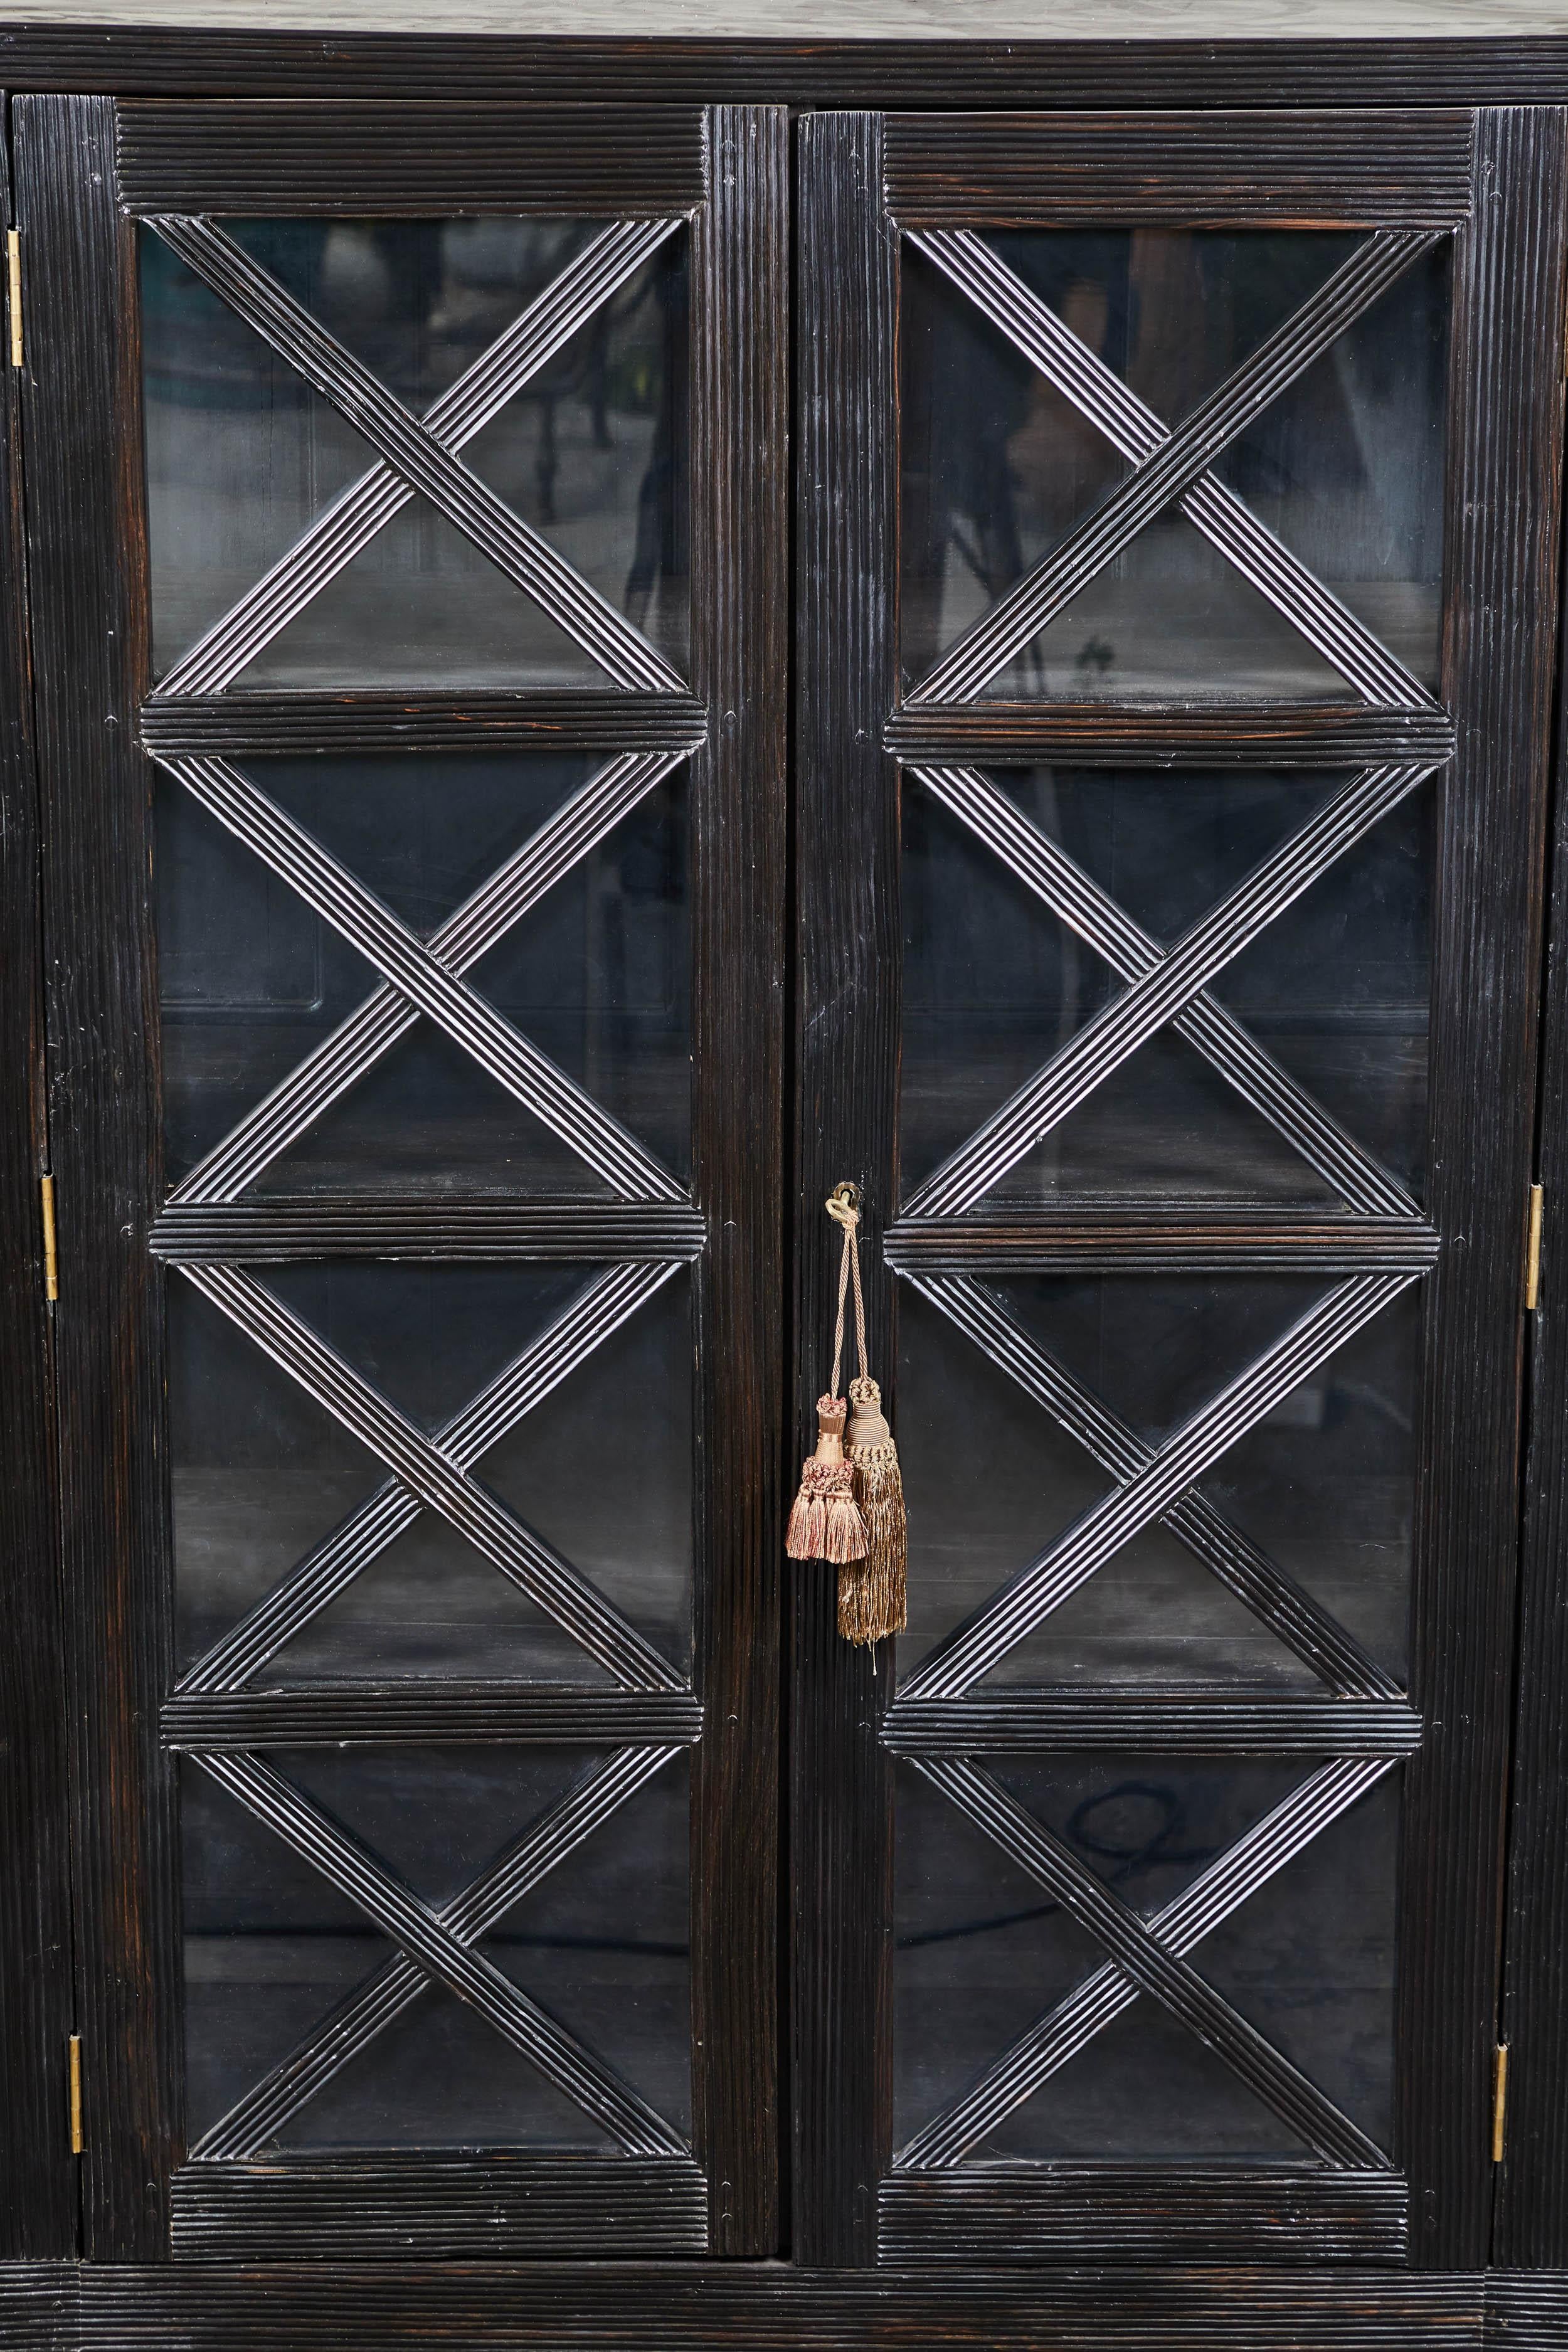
(14, 92, 180, 2264)
(1493, 275, 1568, 2274)
(6, 30, 1568, 109)
(116, 100, 707, 213)
(149, 1200, 706, 1261)
(0, 2257, 1539, 2351)
(686, 102, 788, 2259)
(884, 1212, 1441, 1274)
(1397, 106, 1568, 2270)
(884, 703, 1456, 768)
(879, 2169, 1409, 2265)
(161, 1688, 704, 1747)
(139, 693, 708, 758)
(883, 109, 1475, 226)
(0, 98, 77, 2264)
(793, 109, 900, 2270)
(169, 2156, 708, 2261)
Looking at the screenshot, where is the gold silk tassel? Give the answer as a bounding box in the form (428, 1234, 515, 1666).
(787, 1184, 907, 1645)
(841, 1372, 907, 1645)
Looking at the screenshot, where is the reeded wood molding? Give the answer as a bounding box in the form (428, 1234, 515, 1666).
(684, 102, 789, 2258)
(886, 1211, 1441, 1273)
(22, 2258, 1568, 2351)
(0, 100, 75, 2262)
(117, 101, 709, 216)
(162, 1688, 704, 1748)
(139, 692, 709, 757)
(886, 702, 1457, 766)
(152, 1200, 707, 1262)
(879, 2168, 1409, 2267)
(884, 109, 1475, 227)
(1397, 105, 1568, 2267)
(170, 2156, 710, 2262)
(881, 1695, 1422, 1753)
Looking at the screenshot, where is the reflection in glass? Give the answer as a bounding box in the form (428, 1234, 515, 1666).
(894, 1753, 1396, 2158)
(896, 1276, 1417, 1690)
(168, 1263, 693, 1684)
(157, 753, 691, 1196)
(183, 1749, 690, 2148)
(141, 218, 688, 686)
(899, 766, 1431, 1207)
(901, 230, 1448, 700)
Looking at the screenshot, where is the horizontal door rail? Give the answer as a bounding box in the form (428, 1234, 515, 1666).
(152, 1200, 707, 1262)
(117, 101, 710, 218)
(140, 692, 708, 758)
(881, 1695, 1421, 1754)
(885, 1211, 1440, 1274)
(885, 703, 1455, 768)
(883, 109, 1474, 229)
(164, 1688, 704, 1748)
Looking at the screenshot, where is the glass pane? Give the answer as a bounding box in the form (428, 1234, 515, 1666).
(899, 766, 1432, 1208)
(900, 228, 1447, 701)
(142, 219, 688, 687)
(896, 1754, 1335, 2160)
(157, 753, 690, 1197)
(896, 1275, 1417, 1692)
(168, 1263, 692, 1686)
(183, 1749, 689, 2150)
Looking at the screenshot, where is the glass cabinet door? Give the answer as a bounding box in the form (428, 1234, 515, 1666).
(18, 95, 785, 2264)
(795, 104, 1565, 2269)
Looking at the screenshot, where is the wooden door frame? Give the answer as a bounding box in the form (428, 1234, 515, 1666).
(792, 101, 1568, 2271)
(13, 90, 787, 2264)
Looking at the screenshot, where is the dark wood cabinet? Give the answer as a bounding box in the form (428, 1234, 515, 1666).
(4, 12, 1568, 2347)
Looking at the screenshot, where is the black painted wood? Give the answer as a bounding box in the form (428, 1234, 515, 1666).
(139, 693, 709, 758)
(169, 2156, 709, 2262)
(882, 109, 1475, 227)
(1, 29, 1568, 111)
(686, 101, 789, 2260)
(884, 704, 1458, 768)
(1494, 250, 1568, 2275)
(1397, 105, 1568, 2271)
(0, 2255, 1526, 2352)
(793, 108, 900, 2272)
(161, 1688, 705, 1747)
(884, 1212, 1441, 1274)
(150, 1200, 706, 1261)
(879, 2169, 1409, 2267)
(116, 100, 707, 214)
(14, 92, 179, 2265)
(0, 97, 77, 2265)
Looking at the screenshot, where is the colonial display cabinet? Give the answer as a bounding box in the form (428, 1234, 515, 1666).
(6, 9, 1568, 2348)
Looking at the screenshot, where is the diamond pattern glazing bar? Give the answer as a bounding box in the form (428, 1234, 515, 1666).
(904, 1756, 1396, 2170)
(191, 1744, 682, 2161)
(181, 1263, 686, 1692)
(167, 749, 687, 1207)
(910, 763, 1419, 1219)
(913, 230, 1441, 706)
(193, 1750, 689, 2156)
(906, 227, 1438, 713)
(904, 762, 1435, 1219)
(149, 215, 686, 694)
(901, 1271, 1414, 1698)
(154, 220, 681, 699)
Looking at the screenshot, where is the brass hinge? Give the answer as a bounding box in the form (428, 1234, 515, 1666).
(40, 1173, 57, 1302)
(67, 2035, 82, 2156)
(1526, 1183, 1544, 1312)
(8, 231, 21, 371)
(1493, 2042, 1509, 2164)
